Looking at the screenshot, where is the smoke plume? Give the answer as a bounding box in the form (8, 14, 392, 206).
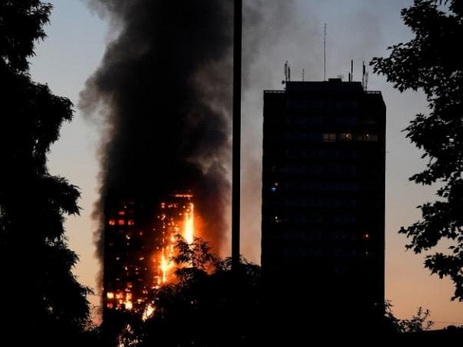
(79, 0, 234, 278)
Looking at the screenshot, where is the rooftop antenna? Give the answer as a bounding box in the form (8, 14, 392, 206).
(302, 68, 305, 81)
(323, 23, 327, 81)
(283, 60, 291, 85)
(362, 61, 369, 90)
(350, 59, 353, 82)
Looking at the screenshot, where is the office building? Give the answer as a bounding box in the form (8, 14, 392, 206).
(261, 78, 386, 330)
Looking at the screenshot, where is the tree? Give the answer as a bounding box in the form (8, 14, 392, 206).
(140, 236, 262, 347)
(383, 301, 434, 334)
(399, 307, 434, 333)
(0, 1, 92, 344)
(370, 0, 463, 301)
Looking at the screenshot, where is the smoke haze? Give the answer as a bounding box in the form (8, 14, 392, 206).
(79, 1, 298, 293)
(79, 1, 235, 277)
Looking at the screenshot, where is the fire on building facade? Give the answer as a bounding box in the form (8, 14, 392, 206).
(102, 192, 196, 318)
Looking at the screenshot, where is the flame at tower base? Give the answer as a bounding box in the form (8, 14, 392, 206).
(153, 193, 196, 287)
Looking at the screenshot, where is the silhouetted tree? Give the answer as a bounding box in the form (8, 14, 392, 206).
(0, 1, 92, 344)
(140, 236, 262, 347)
(382, 300, 403, 334)
(102, 308, 143, 347)
(399, 307, 434, 333)
(383, 300, 434, 334)
(371, 0, 463, 301)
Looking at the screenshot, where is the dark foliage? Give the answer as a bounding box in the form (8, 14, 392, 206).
(371, 0, 463, 301)
(139, 237, 262, 347)
(0, 1, 93, 344)
(383, 300, 434, 333)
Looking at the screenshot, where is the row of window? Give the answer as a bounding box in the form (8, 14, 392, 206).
(282, 247, 372, 258)
(282, 229, 372, 241)
(284, 132, 379, 142)
(283, 148, 359, 158)
(271, 213, 358, 224)
(275, 196, 358, 208)
(112, 256, 146, 262)
(280, 163, 358, 175)
(282, 181, 360, 192)
(323, 133, 379, 142)
(108, 218, 135, 226)
(286, 99, 359, 111)
(285, 114, 378, 126)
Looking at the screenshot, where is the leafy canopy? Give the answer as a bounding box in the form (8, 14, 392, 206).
(371, 0, 463, 301)
(0, 1, 94, 343)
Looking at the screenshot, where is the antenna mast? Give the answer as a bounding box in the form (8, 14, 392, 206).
(350, 59, 353, 82)
(362, 61, 369, 90)
(283, 60, 291, 85)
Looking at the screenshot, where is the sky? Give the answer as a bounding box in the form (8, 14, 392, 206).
(29, 0, 463, 329)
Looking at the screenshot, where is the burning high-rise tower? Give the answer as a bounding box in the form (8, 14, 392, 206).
(78, 2, 295, 339)
(78, 1, 235, 325)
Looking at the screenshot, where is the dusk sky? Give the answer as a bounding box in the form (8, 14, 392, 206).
(30, 0, 462, 328)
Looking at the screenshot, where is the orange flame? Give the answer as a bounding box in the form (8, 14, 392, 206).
(184, 202, 194, 244)
(155, 195, 196, 286)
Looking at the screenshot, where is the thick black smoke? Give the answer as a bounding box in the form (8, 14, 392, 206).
(79, 1, 234, 268)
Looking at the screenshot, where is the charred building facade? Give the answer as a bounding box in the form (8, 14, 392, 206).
(103, 199, 153, 315)
(261, 79, 386, 331)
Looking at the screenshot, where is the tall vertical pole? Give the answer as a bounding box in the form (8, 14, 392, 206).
(232, 0, 242, 271)
(324, 23, 327, 81)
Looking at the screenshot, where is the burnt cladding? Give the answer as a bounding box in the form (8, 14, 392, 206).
(103, 199, 152, 313)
